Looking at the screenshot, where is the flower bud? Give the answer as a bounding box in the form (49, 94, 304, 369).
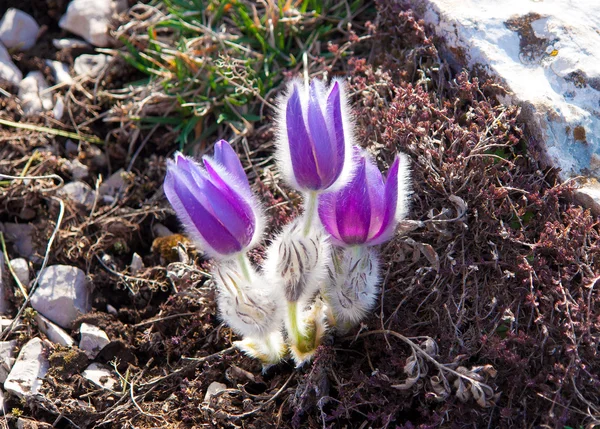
(324, 246, 381, 332)
(163, 140, 264, 259)
(276, 78, 356, 193)
(264, 218, 330, 304)
(213, 259, 283, 340)
(318, 148, 411, 246)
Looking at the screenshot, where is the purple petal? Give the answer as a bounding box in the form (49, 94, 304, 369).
(212, 140, 251, 192)
(287, 84, 320, 189)
(164, 165, 243, 255)
(307, 81, 335, 187)
(318, 192, 341, 242)
(327, 81, 345, 183)
(335, 156, 371, 245)
(195, 159, 255, 247)
(364, 157, 386, 240)
(369, 157, 399, 244)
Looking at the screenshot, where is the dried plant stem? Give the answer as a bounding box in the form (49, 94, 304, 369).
(354, 330, 493, 388)
(0, 118, 103, 144)
(0, 232, 28, 299)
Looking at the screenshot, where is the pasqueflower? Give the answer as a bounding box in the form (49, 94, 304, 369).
(163, 140, 264, 258)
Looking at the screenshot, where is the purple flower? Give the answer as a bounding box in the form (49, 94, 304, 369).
(276, 78, 355, 192)
(164, 140, 264, 258)
(318, 148, 411, 246)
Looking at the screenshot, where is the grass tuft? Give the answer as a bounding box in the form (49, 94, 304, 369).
(113, 0, 372, 152)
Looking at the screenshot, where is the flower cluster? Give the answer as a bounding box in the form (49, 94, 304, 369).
(163, 78, 411, 365)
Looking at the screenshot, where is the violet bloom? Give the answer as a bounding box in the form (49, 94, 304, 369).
(318, 148, 411, 246)
(276, 78, 355, 193)
(164, 140, 264, 258)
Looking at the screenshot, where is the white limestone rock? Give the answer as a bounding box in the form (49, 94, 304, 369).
(130, 253, 144, 275)
(0, 341, 17, 383)
(57, 181, 96, 207)
(52, 38, 92, 50)
(45, 60, 73, 85)
(4, 337, 49, 398)
(0, 43, 22, 86)
(9, 258, 29, 288)
(63, 159, 90, 181)
(79, 323, 109, 358)
(30, 265, 91, 329)
(59, 0, 127, 47)
(203, 381, 227, 402)
(0, 9, 39, 51)
(82, 363, 118, 390)
(409, 0, 600, 180)
(0, 319, 16, 332)
(73, 53, 111, 78)
(18, 71, 54, 116)
(573, 179, 600, 216)
(35, 314, 75, 347)
(53, 95, 65, 120)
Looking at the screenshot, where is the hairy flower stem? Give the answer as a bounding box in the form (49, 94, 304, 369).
(237, 253, 252, 282)
(302, 191, 318, 237)
(286, 300, 316, 356)
(287, 301, 302, 347)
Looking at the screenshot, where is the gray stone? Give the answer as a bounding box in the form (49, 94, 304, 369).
(17, 418, 53, 429)
(152, 223, 173, 238)
(63, 159, 89, 181)
(410, 0, 600, 180)
(0, 8, 39, 51)
(79, 323, 109, 358)
(4, 337, 49, 398)
(59, 0, 126, 47)
(0, 341, 17, 383)
(35, 314, 75, 347)
(73, 53, 111, 78)
(99, 169, 125, 201)
(0, 43, 22, 86)
(57, 181, 96, 207)
(18, 71, 54, 116)
(0, 223, 34, 259)
(45, 60, 73, 85)
(30, 265, 91, 329)
(65, 139, 79, 155)
(82, 363, 118, 390)
(10, 258, 29, 288)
